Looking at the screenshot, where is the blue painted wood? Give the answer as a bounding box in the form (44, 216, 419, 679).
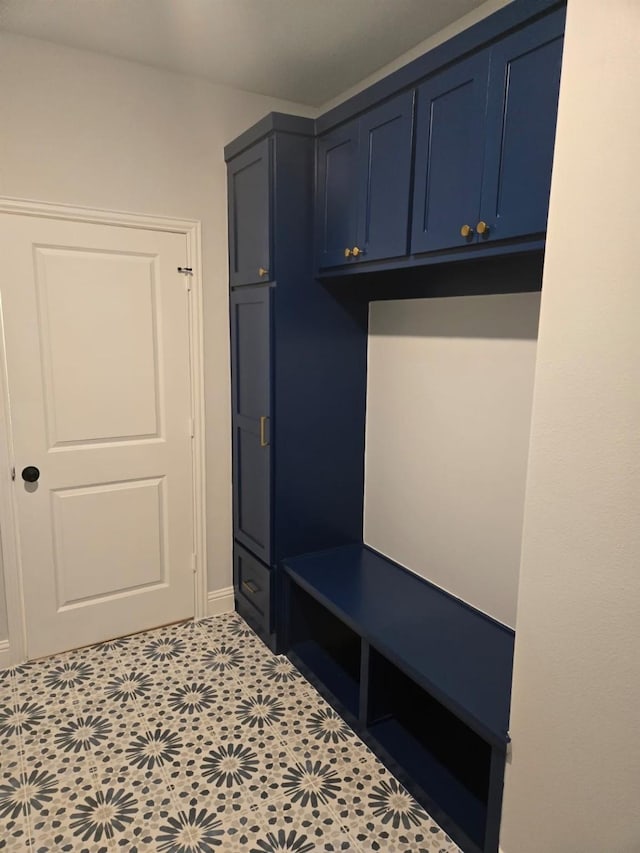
(291, 641, 361, 716)
(317, 92, 414, 269)
(230, 286, 272, 564)
(227, 125, 369, 652)
(283, 543, 514, 747)
(283, 544, 512, 852)
(224, 112, 314, 161)
(287, 641, 485, 853)
(228, 138, 272, 287)
(316, 0, 564, 135)
(317, 236, 546, 282)
(484, 744, 509, 853)
(273, 131, 368, 565)
(355, 91, 415, 262)
(479, 8, 565, 242)
(371, 719, 488, 849)
(234, 541, 272, 634)
(411, 50, 490, 254)
(315, 120, 359, 268)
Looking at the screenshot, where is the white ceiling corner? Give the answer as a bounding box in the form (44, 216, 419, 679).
(0, 0, 497, 106)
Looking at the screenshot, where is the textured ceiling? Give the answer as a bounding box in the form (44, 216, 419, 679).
(0, 0, 494, 106)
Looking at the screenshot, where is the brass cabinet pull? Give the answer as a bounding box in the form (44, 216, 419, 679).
(260, 415, 269, 447)
(476, 221, 490, 236)
(352, 246, 365, 257)
(344, 248, 352, 258)
(258, 267, 269, 277)
(242, 579, 259, 595)
(460, 224, 474, 238)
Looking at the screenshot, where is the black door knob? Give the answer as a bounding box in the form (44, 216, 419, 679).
(21, 466, 40, 483)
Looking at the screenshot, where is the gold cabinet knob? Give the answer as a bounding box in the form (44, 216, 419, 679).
(460, 224, 474, 238)
(352, 246, 365, 257)
(258, 267, 268, 277)
(476, 221, 490, 236)
(344, 248, 352, 258)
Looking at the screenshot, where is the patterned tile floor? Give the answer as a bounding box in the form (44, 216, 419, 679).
(0, 613, 460, 852)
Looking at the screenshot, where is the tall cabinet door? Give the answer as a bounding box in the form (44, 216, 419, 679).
(230, 286, 272, 564)
(228, 138, 272, 287)
(355, 91, 414, 263)
(315, 120, 359, 268)
(479, 9, 564, 242)
(411, 50, 490, 254)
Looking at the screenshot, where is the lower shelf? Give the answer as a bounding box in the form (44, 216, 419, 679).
(290, 639, 360, 718)
(370, 717, 487, 851)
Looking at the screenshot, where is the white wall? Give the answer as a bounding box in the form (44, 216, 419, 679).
(501, 2, 640, 850)
(365, 292, 539, 628)
(0, 32, 315, 611)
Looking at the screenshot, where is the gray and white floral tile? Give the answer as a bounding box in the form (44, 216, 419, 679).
(222, 797, 361, 852)
(0, 613, 460, 852)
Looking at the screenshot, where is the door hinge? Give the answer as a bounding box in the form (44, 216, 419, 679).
(177, 266, 193, 291)
(10, 467, 15, 481)
(191, 553, 197, 574)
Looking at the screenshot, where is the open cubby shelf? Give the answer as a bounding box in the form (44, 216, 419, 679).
(282, 543, 515, 853)
(287, 584, 362, 716)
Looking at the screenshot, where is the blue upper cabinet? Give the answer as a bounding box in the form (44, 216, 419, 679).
(411, 51, 490, 254)
(230, 286, 272, 564)
(354, 92, 414, 263)
(478, 9, 564, 243)
(410, 7, 564, 256)
(316, 91, 414, 268)
(228, 138, 272, 286)
(315, 120, 359, 268)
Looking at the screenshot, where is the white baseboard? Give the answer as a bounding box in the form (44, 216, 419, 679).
(0, 639, 11, 671)
(206, 586, 235, 617)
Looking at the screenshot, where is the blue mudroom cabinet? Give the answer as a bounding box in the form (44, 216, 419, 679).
(412, 8, 565, 254)
(227, 137, 271, 287)
(225, 2, 565, 850)
(411, 49, 491, 254)
(315, 91, 415, 268)
(226, 117, 368, 648)
(316, 1, 565, 276)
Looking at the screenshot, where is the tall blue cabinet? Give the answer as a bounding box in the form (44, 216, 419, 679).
(226, 116, 369, 649)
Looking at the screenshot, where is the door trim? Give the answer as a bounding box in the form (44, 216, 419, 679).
(0, 196, 208, 665)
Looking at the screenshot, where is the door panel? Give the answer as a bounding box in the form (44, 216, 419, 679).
(51, 478, 166, 606)
(230, 286, 271, 564)
(316, 121, 359, 268)
(356, 91, 414, 262)
(0, 214, 194, 659)
(234, 297, 270, 420)
(228, 137, 271, 286)
(411, 51, 490, 254)
(235, 424, 270, 558)
(35, 247, 160, 444)
(480, 9, 564, 241)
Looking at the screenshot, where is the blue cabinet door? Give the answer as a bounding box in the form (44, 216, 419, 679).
(228, 138, 272, 286)
(230, 286, 272, 564)
(316, 120, 359, 268)
(479, 9, 565, 242)
(355, 91, 414, 263)
(411, 50, 490, 254)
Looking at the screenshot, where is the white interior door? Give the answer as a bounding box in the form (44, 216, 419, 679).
(0, 213, 195, 659)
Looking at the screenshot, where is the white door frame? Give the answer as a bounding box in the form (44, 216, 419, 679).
(0, 197, 208, 666)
